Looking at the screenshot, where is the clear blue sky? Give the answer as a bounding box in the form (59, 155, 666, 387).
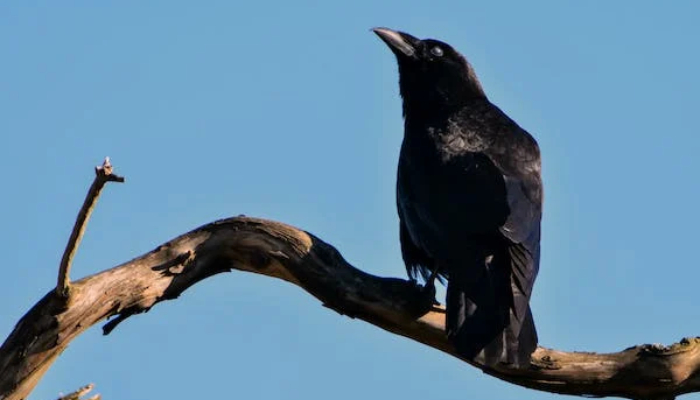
(1, 2, 699, 400)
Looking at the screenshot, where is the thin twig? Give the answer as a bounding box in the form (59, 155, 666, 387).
(56, 157, 124, 298)
(56, 383, 101, 400)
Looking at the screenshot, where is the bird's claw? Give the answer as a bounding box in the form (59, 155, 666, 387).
(422, 281, 439, 306)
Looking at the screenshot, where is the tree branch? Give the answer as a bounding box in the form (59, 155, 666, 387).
(1, 217, 698, 400)
(56, 383, 100, 400)
(56, 157, 124, 298)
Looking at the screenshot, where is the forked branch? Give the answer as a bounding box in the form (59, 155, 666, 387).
(56, 157, 124, 298)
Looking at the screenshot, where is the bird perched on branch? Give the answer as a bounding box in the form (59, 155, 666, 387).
(373, 27, 543, 367)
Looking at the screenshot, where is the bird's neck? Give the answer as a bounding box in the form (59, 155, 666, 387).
(401, 95, 475, 128)
(402, 98, 458, 121)
(402, 109, 451, 149)
(400, 88, 486, 121)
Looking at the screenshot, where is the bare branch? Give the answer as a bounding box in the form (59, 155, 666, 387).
(56, 157, 124, 298)
(1, 217, 698, 400)
(56, 383, 100, 400)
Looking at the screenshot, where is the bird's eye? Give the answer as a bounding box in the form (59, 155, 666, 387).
(430, 46, 444, 57)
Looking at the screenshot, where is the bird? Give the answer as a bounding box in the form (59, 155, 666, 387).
(373, 27, 543, 367)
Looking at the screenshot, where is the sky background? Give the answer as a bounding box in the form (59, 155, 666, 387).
(1, 2, 699, 400)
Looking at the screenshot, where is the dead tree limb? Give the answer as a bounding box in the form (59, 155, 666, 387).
(56, 157, 124, 298)
(56, 384, 100, 400)
(1, 216, 699, 400)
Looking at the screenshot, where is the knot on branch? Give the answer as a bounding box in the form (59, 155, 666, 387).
(640, 337, 700, 357)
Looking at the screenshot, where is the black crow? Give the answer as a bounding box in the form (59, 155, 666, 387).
(373, 28, 542, 367)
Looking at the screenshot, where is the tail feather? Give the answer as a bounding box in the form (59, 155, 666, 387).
(445, 246, 538, 367)
(515, 306, 538, 364)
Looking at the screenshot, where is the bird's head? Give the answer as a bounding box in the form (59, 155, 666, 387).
(373, 28, 486, 116)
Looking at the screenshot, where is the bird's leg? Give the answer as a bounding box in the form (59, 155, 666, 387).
(407, 268, 441, 317)
(422, 267, 440, 306)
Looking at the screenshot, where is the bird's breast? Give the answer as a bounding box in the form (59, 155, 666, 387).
(397, 132, 510, 249)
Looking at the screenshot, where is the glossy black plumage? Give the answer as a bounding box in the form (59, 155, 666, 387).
(374, 28, 542, 367)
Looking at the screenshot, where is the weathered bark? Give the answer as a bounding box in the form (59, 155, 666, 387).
(56, 157, 124, 299)
(0, 217, 698, 400)
(56, 384, 99, 400)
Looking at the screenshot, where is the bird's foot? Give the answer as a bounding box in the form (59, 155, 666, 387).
(421, 281, 439, 306)
(404, 279, 438, 317)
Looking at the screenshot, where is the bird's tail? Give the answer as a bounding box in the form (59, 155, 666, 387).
(445, 248, 538, 367)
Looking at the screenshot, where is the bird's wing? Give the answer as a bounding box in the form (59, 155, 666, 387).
(480, 106, 542, 317)
(501, 174, 541, 309)
(500, 175, 541, 321)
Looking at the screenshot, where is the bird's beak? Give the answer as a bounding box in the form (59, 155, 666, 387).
(372, 27, 419, 58)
